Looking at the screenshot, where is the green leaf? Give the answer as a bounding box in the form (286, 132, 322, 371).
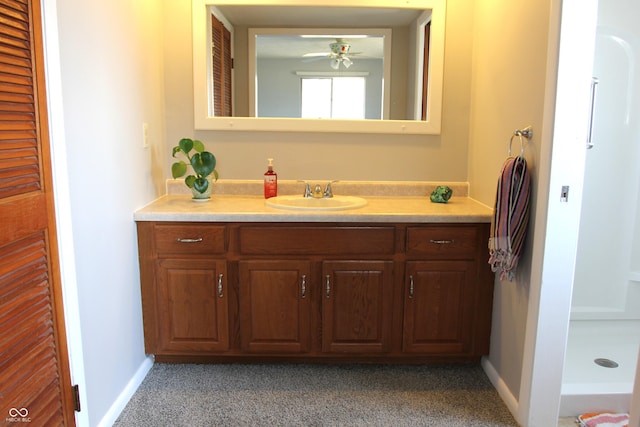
(171, 146, 182, 157)
(193, 139, 205, 153)
(191, 152, 216, 177)
(171, 161, 187, 178)
(185, 175, 196, 188)
(193, 176, 209, 193)
(178, 138, 194, 154)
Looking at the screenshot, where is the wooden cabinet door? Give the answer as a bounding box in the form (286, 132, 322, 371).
(322, 260, 394, 353)
(239, 260, 311, 353)
(156, 259, 229, 353)
(403, 260, 476, 354)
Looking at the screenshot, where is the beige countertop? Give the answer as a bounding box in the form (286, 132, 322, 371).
(134, 194, 493, 223)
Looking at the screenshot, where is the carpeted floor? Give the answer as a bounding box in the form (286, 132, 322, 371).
(114, 363, 518, 426)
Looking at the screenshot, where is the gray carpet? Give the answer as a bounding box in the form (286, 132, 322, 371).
(114, 363, 518, 426)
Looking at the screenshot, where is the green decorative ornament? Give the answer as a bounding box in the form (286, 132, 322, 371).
(430, 186, 453, 203)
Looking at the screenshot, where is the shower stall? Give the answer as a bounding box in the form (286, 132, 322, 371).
(560, 0, 640, 415)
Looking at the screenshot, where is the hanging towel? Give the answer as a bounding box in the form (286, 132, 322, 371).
(578, 412, 629, 427)
(488, 155, 531, 281)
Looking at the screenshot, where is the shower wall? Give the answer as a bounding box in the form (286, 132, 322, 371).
(571, 0, 640, 320)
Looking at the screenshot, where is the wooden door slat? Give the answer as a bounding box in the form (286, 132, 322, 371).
(0, 100, 32, 112)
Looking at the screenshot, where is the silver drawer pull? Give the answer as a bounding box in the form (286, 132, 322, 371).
(409, 275, 414, 299)
(217, 274, 224, 298)
(176, 237, 203, 243)
(301, 275, 307, 298)
(325, 275, 331, 299)
(429, 239, 454, 244)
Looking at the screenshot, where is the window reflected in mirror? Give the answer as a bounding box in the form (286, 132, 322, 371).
(300, 76, 366, 119)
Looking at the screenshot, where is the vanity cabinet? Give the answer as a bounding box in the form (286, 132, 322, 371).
(238, 260, 311, 354)
(321, 260, 394, 354)
(402, 225, 493, 356)
(136, 221, 493, 362)
(137, 223, 229, 355)
(237, 259, 394, 355)
(156, 258, 229, 353)
(402, 260, 476, 354)
(236, 225, 396, 357)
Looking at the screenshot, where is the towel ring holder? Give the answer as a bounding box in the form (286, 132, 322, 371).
(508, 126, 533, 157)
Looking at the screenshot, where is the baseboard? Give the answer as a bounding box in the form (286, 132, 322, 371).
(481, 356, 520, 423)
(96, 355, 154, 427)
(559, 392, 631, 416)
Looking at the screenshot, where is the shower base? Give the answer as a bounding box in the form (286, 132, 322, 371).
(560, 319, 640, 416)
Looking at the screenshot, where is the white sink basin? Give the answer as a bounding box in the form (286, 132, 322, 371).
(266, 195, 367, 211)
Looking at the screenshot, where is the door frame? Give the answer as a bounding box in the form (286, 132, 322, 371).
(40, 1, 88, 425)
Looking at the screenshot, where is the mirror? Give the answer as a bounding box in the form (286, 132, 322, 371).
(192, 0, 446, 134)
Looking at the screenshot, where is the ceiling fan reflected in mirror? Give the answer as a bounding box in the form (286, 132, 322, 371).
(302, 38, 364, 69)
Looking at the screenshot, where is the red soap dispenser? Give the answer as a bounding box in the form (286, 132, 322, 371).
(264, 158, 277, 199)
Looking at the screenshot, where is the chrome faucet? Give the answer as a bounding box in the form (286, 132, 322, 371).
(323, 181, 336, 198)
(301, 182, 314, 198)
(300, 180, 338, 198)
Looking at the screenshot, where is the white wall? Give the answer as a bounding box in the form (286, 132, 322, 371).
(50, 0, 165, 425)
(466, 0, 552, 406)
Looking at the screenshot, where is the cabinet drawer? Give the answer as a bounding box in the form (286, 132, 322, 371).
(406, 226, 479, 258)
(239, 226, 395, 255)
(154, 223, 226, 254)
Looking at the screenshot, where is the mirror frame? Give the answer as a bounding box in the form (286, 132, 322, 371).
(192, 0, 446, 134)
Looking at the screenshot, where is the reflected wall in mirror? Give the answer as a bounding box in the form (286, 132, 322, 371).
(192, 0, 446, 134)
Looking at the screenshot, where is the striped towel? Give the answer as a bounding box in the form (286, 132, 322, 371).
(578, 412, 629, 427)
(488, 155, 531, 281)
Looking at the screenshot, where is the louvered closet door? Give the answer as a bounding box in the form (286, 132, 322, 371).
(211, 13, 232, 117)
(0, 1, 76, 426)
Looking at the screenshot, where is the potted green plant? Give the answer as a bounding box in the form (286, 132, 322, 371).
(171, 138, 218, 200)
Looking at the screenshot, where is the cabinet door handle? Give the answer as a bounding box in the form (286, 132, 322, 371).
(217, 273, 224, 298)
(301, 275, 307, 298)
(429, 239, 454, 244)
(325, 275, 331, 299)
(409, 275, 414, 299)
(176, 237, 203, 243)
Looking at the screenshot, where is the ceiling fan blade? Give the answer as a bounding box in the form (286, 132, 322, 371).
(302, 52, 330, 58)
(302, 56, 327, 63)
